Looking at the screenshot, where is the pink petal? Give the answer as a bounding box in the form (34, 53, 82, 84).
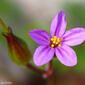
(63, 28, 85, 46)
(55, 44, 77, 66)
(50, 11, 67, 37)
(29, 29, 50, 45)
(33, 46, 54, 66)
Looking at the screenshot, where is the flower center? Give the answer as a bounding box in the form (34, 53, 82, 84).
(50, 36, 63, 48)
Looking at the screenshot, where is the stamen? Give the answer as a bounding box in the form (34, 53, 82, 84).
(54, 38, 56, 41)
(53, 41, 56, 44)
(56, 42, 58, 44)
(60, 38, 63, 40)
(50, 36, 63, 48)
(51, 38, 54, 41)
(57, 38, 60, 42)
(58, 44, 61, 47)
(54, 36, 57, 39)
(51, 44, 54, 47)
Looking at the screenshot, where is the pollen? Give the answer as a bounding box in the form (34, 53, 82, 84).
(50, 36, 63, 48)
(53, 41, 56, 44)
(51, 44, 54, 47)
(57, 38, 60, 42)
(51, 38, 54, 41)
(54, 38, 56, 41)
(60, 38, 63, 40)
(54, 36, 57, 39)
(58, 44, 61, 47)
(56, 42, 58, 44)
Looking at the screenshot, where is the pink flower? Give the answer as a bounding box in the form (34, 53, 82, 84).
(29, 11, 85, 66)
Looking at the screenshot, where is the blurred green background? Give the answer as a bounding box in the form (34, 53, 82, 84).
(0, 0, 85, 85)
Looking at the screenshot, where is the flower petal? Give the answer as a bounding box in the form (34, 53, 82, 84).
(50, 11, 67, 37)
(55, 44, 77, 66)
(63, 28, 85, 46)
(29, 29, 50, 45)
(33, 46, 54, 66)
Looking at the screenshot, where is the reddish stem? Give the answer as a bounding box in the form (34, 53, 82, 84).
(43, 61, 53, 78)
(26, 61, 53, 78)
(26, 63, 46, 74)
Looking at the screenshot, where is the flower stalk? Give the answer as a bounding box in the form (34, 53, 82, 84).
(26, 61, 53, 78)
(43, 61, 53, 78)
(26, 63, 46, 74)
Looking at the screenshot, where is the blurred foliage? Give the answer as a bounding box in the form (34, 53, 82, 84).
(0, 0, 24, 45)
(0, 0, 21, 20)
(64, 3, 85, 28)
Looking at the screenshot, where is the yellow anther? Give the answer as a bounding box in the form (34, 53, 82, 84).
(53, 41, 56, 44)
(60, 38, 63, 40)
(54, 36, 57, 39)
(56, 42, 58, 44)
(58, 44, 61, 47)
(54, 38, 56, 41)
(51, 44, 54, 47)
(57, 38, 60, 42)
(51, 38, 54, 41)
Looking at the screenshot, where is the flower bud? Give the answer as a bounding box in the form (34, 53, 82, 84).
(2, 27, 31, 65)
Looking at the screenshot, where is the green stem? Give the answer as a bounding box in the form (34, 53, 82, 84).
(0, 18, 9, 33)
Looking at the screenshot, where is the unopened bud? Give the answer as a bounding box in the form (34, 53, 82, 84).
(2, 27, 31, 65)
